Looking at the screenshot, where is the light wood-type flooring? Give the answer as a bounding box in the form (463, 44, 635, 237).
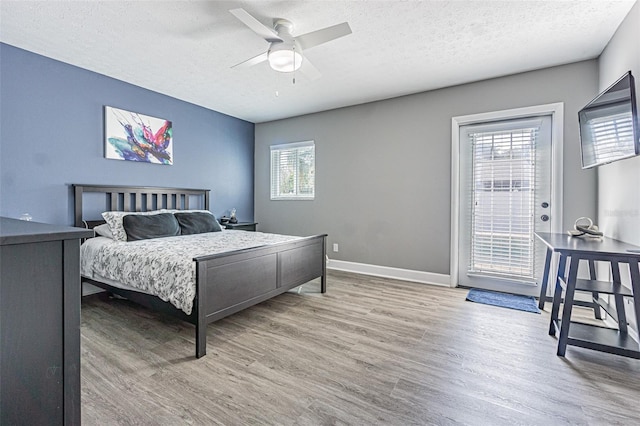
(80, 270, 640, 425)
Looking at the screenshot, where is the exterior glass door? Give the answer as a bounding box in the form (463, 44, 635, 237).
(458, 116, 552, 296)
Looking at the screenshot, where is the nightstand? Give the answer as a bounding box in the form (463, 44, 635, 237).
(223, 222, 257, 231)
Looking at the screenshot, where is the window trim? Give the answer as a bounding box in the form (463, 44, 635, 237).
(270, 140, 315, 201)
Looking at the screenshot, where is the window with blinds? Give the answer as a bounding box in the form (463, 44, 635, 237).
(270, 141, 315, 200)
(469, 127, 538, 280)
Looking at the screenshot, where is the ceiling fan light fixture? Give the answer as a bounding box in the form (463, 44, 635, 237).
(268, 48, 303, 73)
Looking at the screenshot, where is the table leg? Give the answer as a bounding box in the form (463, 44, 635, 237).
(588, 259, 603, 320)
(628, 259, 640, 344)
(610, 261, 628, 333)
(557, 256, 580, 357)
(549, 253, 567, 336)
(539, 247, 553, 309)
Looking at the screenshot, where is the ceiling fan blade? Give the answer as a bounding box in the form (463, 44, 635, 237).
(229, 8, 282, 43)
(296, 22, 352, 51)
(231, 51, 269, 69)
(298, 57, 322, 81)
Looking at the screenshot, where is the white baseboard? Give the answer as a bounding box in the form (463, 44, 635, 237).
(327, 259, 451, 287)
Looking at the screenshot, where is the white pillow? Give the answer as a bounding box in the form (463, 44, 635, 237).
(93, 223, 114, 239)
(101, 210, 164, 242)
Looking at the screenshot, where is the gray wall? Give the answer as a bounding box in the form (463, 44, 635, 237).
(255, 61, 599, 276)
(597, 2, 640, 246)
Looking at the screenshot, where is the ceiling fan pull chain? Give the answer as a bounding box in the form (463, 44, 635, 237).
(292, 46, 297, 85)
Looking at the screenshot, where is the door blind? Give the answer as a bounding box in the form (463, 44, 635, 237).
(469, 127, 538, 280)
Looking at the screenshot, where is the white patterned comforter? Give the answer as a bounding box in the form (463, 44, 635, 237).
(80, 230, 302, 315)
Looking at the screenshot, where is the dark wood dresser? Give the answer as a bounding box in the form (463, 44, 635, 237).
(1, 217, 93, 425)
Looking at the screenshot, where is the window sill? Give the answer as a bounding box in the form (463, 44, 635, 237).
(270, 197, 315, 201)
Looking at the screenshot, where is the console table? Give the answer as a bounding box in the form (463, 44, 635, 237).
(535, 232, 640, 358)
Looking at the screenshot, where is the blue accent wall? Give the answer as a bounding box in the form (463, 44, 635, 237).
(0, 43, 254, 225)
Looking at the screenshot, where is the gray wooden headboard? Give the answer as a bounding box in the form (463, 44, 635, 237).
(73, 184, 210, 228)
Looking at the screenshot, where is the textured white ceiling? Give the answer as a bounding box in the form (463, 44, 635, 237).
(0, 0, 636, 123)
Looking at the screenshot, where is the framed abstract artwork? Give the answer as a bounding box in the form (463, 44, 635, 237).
(104, 106, 173, 165)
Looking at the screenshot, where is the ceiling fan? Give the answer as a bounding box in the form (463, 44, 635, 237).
(229, 8, 352, 80)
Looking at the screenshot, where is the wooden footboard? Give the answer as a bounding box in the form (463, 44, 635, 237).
(193, 234, 326, 358)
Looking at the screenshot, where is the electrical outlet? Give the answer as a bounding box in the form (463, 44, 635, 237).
(333, 243, 339, 252)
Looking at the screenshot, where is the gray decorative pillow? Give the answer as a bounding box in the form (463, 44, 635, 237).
(174, 212, 222, 234)
(122, 213, 181, 241)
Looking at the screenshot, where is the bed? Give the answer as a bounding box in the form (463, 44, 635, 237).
(74, 184, 327, 358)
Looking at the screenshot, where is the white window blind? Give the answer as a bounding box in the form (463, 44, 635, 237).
(270, 141, 315, 200)
(469, 127, 538, 280)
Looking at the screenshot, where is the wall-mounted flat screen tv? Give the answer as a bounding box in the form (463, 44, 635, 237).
(579, 71, 639, 169)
